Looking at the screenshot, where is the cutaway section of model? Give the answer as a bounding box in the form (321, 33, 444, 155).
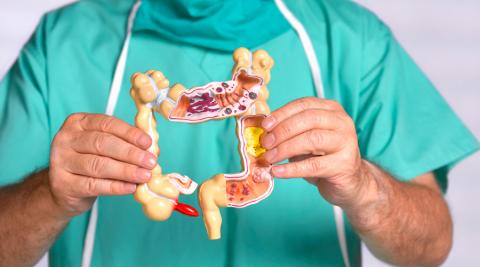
(130, 71, 198, 220)
(150, 72, 265, 123)
(198, 115, 274, 239)
(198, 48, 275, 240)
(226, 115, 273, 208)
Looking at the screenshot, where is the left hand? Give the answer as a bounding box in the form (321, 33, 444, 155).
(261, 97, 371, 208)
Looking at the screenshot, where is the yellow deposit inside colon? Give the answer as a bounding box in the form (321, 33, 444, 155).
(244, 127, 266, 158)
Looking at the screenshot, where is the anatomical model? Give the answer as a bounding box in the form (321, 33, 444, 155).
(130, 71, 199, 220)
(129, 48, 274, 239)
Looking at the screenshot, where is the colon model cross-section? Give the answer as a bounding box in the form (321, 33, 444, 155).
(129, 48, 274, 239)
(199, 115, 273, 239)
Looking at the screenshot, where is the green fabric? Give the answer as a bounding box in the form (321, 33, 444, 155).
(0, 0, 478, 266)
(134, 0, 290, 51)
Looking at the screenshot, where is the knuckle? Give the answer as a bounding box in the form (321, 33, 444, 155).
(277, 124, 293, 139)
(345, 116, 355, 129)
(324, 100, 342, 110)
(93, 134, 108, 154)
(89, 157, 105, 176)
(127, 146, 142, 162)
(308, 159, 323, 173)
(336, 111, 354, 130)
(332, 110, 345, 123)
(85, 178, 97, 195)
(126, 127, 142, 142)
(339, 110, 353, 123)
(308, 130, 324, 149)
(296, 97, 315, 109)
(65, 113, 86, 126)
(99, 116, 116, 132)
(310, 110, 325, 125)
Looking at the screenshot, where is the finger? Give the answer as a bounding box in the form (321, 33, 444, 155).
(64, 152, 151, 183)
(69, 173, 137, 197)
(271, 155, 337, 178)
(71, 131, 157, 169)
(78, 114, 152, 149)
(261, 109, 345, 149)
(263, 130, 344, 163)
(262, 97, 344, 130)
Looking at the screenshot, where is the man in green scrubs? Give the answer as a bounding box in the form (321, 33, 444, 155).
(0, 0, 478, 266)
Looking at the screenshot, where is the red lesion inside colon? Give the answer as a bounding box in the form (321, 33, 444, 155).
(227, 182, 252, 202)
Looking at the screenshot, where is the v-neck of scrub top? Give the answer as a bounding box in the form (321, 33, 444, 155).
(133, 0, 291, 52)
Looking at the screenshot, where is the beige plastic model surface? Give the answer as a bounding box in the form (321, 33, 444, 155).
(130, 71, 198, 220)
(232, 48, 272, 115)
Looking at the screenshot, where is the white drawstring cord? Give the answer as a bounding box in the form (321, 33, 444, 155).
(334, 205, 351, 267)
(273, 0, 326, 99)
(81, 1, 141, 267)
(104, 0, 141, 116)
(274, 1, 350, 267)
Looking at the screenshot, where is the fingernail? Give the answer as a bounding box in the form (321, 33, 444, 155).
(125, 183, 137, 193)
(273, 165, 286, 176)
(262, 116, 277, 130)
(138, 135, 151, 148)
(264, 148, 277, 163)
(136, 168, 151, 182)
(142, 154, 157, 168)
(262, 134, 275, 148)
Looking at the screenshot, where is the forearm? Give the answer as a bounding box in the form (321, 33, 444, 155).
(345, 161, 452, 266)
(0, 169, 70, 267)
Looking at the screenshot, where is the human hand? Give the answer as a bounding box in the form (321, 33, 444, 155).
(48, 113, 157, 217)
(261, 97, 372, 208)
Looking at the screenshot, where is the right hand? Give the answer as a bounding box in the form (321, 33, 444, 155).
(48, 113, 157, 217)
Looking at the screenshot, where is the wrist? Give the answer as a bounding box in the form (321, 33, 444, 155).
(36, 169, 74, 222)
(342, 161, 393, 234)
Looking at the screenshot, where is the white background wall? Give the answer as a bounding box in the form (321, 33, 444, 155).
(1, 1, 478, 266)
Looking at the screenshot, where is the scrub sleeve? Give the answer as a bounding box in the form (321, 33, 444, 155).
(0, 16, 51, 186)
(0, 12, 117, 266)
(355, 15, 479, 191)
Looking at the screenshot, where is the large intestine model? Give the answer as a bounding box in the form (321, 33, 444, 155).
(130, 71, 199, 220)
(129, 48, 274, 239)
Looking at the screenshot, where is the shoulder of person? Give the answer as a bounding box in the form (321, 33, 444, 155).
(39, 0, 135, 38)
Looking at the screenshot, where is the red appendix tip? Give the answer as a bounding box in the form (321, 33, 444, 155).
(174, 200, 199, 217)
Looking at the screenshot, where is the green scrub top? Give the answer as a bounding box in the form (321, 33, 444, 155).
(0, 0, 478, 266)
